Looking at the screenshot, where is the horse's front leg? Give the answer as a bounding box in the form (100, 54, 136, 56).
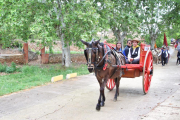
(114, 77, 121, 101)
(100, 88, 105, 107)
(96, 92, 101, 111)
(96, 88, 105, 111)
(100, 76, 109, 106)
(96, 78, 103, 111)
(96, 77, 107, 110)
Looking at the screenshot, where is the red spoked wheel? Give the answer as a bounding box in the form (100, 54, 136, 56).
(106, 79, 115, 91)
(142, 50, 153, 94)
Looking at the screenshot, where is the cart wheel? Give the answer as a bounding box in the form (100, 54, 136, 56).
(142, 50, 153, 94)
(106, 79, 115, 91)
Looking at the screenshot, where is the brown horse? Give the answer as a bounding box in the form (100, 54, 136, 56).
(81, 39, 125, 111)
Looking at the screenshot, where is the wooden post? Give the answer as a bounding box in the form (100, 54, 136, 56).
(41, 47, 45, 64)
(23, 43, 28, 64)
(41, 47, 49, 64)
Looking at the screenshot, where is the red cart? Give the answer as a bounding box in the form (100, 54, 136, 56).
(105, 42, 153, 94)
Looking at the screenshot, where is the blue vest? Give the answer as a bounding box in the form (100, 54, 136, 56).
(130, 47, 139, 58)
(161, 49, 167, 58)
(123, 46, 130, 57)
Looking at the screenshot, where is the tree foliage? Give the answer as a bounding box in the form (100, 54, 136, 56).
(1, 0, 180, 67)
(163, 0, 180, 38)
(93, 0, 141, 48)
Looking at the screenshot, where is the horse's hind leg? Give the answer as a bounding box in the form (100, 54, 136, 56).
(114, 77, 120, 101)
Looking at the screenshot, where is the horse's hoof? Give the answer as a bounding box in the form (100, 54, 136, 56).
(100, 102, 105, 107)
(96, 104, 101, 111)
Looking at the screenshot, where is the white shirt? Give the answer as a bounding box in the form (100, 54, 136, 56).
(128, 47, 140, 60)
(158, 50, 168, 58)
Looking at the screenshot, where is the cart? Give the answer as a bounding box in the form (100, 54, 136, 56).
(105, 42, 153, 94)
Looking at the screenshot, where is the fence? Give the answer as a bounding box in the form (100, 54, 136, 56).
(0, 41, 85, 65)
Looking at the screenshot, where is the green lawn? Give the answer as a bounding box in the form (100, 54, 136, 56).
(0, 63, 89, 96)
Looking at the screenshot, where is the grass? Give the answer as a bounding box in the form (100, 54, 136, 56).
(0, 63, 89, 96)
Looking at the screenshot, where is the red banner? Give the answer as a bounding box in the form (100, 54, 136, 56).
(163, 33, 168, 47)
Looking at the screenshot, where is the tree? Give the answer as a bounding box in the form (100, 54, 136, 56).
(53, 0, 100, 67)
(93, 0, 141, 48)
(162, 0, 180, 38)
(0, 1, 17, 48)
(0, 0, 100, 67)
(0, 0, 56, 47)
(139, 0, 168, 49)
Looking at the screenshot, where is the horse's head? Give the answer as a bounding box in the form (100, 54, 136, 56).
(81, 39, 100, 73)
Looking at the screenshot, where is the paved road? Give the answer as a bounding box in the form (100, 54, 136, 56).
(0, 46, 180, 120)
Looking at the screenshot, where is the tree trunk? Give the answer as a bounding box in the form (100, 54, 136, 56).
(61, 39, 71, 67)
(150, 37, 155, 50)
(112, 28, 127, 49)
(56, 0, 71, 67)
(150, 30, 158, 50)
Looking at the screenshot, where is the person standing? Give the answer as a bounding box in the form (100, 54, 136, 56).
(158, 46, 168, 66)
(177, 44, 180, 65)
(127, 39, 140, 64)
(177, 51, 180, 65)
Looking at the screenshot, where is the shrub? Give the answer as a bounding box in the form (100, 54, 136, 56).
(10, 41, 23, 48)
(0, 62, 17, 73)
(0, 63, 7, 72)
(6, 66, 15, 73)
(11, 62, 16, 71)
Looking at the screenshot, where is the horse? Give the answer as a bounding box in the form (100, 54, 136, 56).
(81, 39, 125, 111)
(152, 48, 161, 65)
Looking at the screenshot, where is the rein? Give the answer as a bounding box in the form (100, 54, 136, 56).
(95, 48, 111, 67)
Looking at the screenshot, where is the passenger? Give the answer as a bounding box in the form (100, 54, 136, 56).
(127, 39, 140, 64)
(114, 42, 122, 52)
(158, 46, 168, 66)
(122, 40, 132, 63)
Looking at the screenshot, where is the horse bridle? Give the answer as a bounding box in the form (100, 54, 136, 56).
(84, 47, 99, 69)
(84, 45, 111, 69)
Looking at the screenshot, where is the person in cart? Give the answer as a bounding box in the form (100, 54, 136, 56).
(123, 39, 132, 58)
(158, 46, 168, 66)
(114, 41, 122, 52)
(127, 39, 140, 64)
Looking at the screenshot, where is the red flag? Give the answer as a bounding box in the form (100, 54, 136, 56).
(154, 43, 157, 48)
(163, 33, 168, 47)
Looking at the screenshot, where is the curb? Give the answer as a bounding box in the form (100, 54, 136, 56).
(66, 73, 77, 79)
(51, 75, 63, 82)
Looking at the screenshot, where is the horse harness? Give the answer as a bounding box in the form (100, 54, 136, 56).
(84, 43, 124, 71)
(84, 43, 111, 69)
